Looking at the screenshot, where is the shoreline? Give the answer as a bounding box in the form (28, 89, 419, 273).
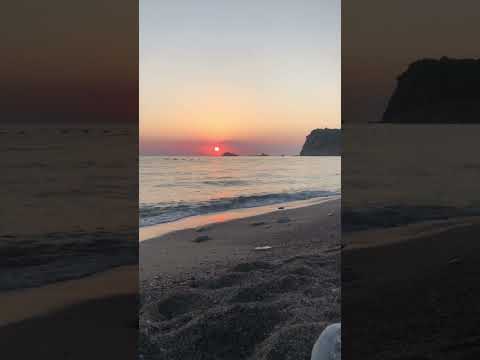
(140, 195, 340, 241)
(344, 215, 480, 359)
(140, 198, 340, 283)
(0, 263, 138, 358)
(140, 198, 341, 359)
(0, 264, 137, 326)
(343, 215, 480, 251)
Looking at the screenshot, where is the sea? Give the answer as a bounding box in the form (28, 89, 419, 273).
(0, 127, 138, 290)
(342, 124, 480, 231)
(140, 156, 341, 227)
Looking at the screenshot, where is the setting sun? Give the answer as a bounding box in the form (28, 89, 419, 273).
(214, 146, 220, 152)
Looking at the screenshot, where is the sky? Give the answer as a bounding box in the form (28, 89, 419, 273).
(342, 0, 480, 123)
(140, 0, 340, 155)
(2, 0, 137, 125)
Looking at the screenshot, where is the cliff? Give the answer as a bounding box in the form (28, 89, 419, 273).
(300, 128, 341, 156)
(382, 57, 480, 123)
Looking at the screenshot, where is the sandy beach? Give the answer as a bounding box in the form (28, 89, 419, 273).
(0, 234, 138, 359)
(343, 215, 480, 359)
(140, 198, 340, 360)
(0, 264, 138, 359)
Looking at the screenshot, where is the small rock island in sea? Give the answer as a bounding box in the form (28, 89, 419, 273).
(300, 128, 341, 156)
(382, 57, 480, 123)
(222, 152, 238, 157)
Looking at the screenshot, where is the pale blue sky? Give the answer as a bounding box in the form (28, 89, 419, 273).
(140, 0, 340, 155)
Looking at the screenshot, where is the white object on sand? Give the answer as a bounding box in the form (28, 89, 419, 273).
(254, 246, 272, 251)
(311, 323, 341, 360)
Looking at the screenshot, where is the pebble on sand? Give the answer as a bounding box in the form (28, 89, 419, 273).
(194, 235, 211, 243)
(254, 246, 273, 251)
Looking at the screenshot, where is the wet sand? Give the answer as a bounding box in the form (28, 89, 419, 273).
(140, 197, 336, 241)
(140, 198, 341, 360)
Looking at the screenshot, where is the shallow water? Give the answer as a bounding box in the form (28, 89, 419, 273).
(140, 156, 340, 227)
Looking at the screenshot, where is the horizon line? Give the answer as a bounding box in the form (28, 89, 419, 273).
(139, 153, 300, 157)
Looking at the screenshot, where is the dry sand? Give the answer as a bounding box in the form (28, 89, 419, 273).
(0, 265, 138, 359)
(343, 216, 480, 360)
(0, 264, 138, 326)
(0, 293, 138, 360)
(140, 198, 341, 360)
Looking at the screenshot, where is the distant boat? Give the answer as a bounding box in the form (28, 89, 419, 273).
(222, 152, 238, 157)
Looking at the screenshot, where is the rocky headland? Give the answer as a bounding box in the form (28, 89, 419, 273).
(300, 129, 341, 156)
(382, 57, 480, 123)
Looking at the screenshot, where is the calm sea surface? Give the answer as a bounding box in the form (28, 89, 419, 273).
(140, 156, 340, 227)
(0, 127, 137, 290)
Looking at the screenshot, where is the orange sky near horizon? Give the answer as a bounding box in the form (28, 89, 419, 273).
(140, 0, 340, 155)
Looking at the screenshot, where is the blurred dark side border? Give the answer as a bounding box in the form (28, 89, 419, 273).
(0, 1, 138, 359)
(342, 0, 480, 359)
